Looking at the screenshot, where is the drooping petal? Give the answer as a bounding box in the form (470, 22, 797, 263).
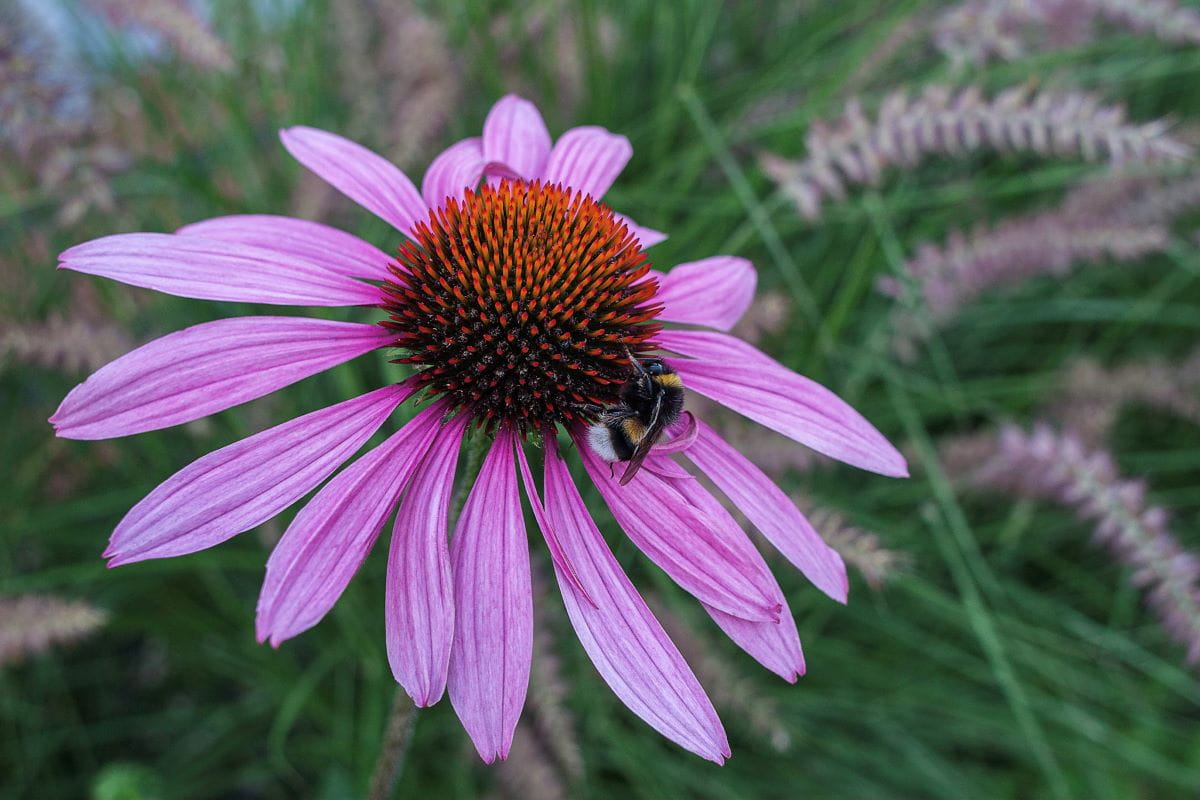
(422, 137, 485, 210)
(256, 404, 446, 646)
(177, 215, 393, 282)
(578, 444, 781, 622)
(280, 126, 427, 235)
(448, 428, 531, 762)
(59, 233, 383, 306)
(482, 95, 552, 182)
(658, 330, 909, 478)
(650, 411, 699, 456)
(104, 384, 410, 566)
(542, 126, 632, 199)
(704, 603, 805, 682)
(614, 213, 668, 249)
(52, 316, 392, 440)
(386, 414, 468, 707)
(685, 419, 849, 603)
(665, 470, 806, 681)
(515, 441, 729, 763)
(655, 256, 756, 332)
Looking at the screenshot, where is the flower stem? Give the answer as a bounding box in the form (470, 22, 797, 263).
(450, 428, 489, 523)
(367, 687, 417, 800)
(366, 430, 491, 798)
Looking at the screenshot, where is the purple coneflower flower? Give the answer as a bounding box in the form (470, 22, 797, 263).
(51, 95, 907, 763)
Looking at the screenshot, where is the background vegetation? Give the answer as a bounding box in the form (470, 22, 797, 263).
(3, 1, 1199, 797)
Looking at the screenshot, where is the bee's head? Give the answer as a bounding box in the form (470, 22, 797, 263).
(640, 358, 670, 376)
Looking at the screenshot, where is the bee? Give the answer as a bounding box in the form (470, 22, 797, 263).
(587, 353, 685, 485)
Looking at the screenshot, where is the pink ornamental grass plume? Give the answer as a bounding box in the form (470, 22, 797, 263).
(50, 95, 907, 763)
(945, 424, 1200, 666)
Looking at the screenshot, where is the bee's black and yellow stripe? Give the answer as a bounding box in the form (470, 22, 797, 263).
(588, 357, 686, 468)
(620, 417, 648, 444)
(651, 372, 683, 391)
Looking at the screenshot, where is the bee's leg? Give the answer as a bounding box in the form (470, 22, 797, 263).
(624, 347, 647, 375)
(622, 348, 654, 397)
(608, 462, 616, 479)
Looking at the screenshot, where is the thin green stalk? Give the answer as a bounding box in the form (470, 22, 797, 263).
(451, 428, 491, 524)
(676, 84, 827, 353)
(883, 367, 1071, 800)
(366, 688, 418, 800)
(861, 191, 969, 420)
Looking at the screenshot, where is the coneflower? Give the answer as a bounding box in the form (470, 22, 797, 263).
(51, 95, 907, 762)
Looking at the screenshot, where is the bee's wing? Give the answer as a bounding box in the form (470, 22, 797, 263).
(618, 392, 666, 486)
(644, 382, 665, 431)
(617, 434, 657, 485)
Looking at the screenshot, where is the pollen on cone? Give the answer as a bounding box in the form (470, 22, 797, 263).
(379, 179, 662, 434)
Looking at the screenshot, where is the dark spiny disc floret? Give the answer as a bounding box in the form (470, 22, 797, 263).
(379, 179, 663, 434)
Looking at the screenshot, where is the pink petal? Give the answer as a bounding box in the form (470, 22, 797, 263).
(280, 126, 428, 235)
(685, 419, 849, 603)
(666, 472, 806, 681)
(651, 411, 699, 456)
(177, 215, 393, 282)
(542, 126, 632, 199)
(655, 257, 756, 332)
(386, 414, 468, 707)
(658, 330, 909, 478)
(515, 440, 729, 763)
(422, 137, 485, 210)
(52, 316, 391, 440)
(615, 213, 668, 249)
(482, 95, 552, 181)
(508, 451, 593, 606)
(256, 403, 446, 645)
(104, 384, 410, 566)
(705, 603, 805, 682)
(578, 444, 782, 622)
(448, 428, 531, 762)
(59, 233, 383, 306)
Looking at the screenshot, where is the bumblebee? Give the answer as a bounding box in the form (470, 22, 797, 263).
(587, 354, 685, 485)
